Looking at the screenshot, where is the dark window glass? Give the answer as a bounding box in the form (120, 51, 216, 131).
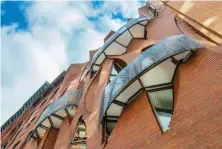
(70, 120, 87, 149)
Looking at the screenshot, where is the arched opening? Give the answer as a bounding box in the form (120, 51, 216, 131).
(100, 34, 202, 137)
(70, 120, 87, 149)
(109, 59, 127, 82)
(91, 17, 152, 74)
(30, 90, 83, 149)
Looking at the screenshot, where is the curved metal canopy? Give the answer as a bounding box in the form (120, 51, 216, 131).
(33, 89, 82, 138)
(91, 16, 152, 73)
(100, 34, 202, 133)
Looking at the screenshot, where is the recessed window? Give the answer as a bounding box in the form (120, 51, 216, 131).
(70, 120, 87, 149)
(109, 60, 126, 83)
(146, 2, 158, 17)
(2, 143, 8, 149)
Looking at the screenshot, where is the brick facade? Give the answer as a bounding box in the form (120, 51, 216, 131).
(1, 1, 222, 149)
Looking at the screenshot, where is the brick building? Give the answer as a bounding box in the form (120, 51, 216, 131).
(1, 1, 222, 149)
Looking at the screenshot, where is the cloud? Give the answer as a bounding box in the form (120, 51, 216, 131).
(1, 1, 145, 125)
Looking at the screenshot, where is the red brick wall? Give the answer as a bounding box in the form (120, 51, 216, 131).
(2, 3, 222, 149)
(102, 48, 222, 149)
(42, 128, 59, 149)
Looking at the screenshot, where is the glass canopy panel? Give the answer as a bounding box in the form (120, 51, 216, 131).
(140, 59, 177, 87)
(95, 53, 106, 65)
(107, 103, 123, 117)
(173, 51, 192, 62)
(92, 65, 100, 73)
(140, 20, 148, 25)
(41, 118, 51, 128)
(55, 109, 67, 117)
(104, 42, 126, 55)
(34, 89, 83, 138)
(37, 127, 46, 138)
(129, 24, 146, 38)
(36, 90, 82, 127)
(107, 104, 123, 116)
(100, 34, 202, 123)
(92, 16, 151, 72)
(115, 30, 132, 47)
(115, 80, 142, 103)
(50, 116, 63, 128)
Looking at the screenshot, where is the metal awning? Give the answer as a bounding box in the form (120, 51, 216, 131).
(91, 16, 152, 73)
(32, 89, 82, 138)
(100, 34, 202, 134)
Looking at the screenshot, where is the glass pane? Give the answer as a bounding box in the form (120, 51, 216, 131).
(111, 67, 118, 75)
(148, 89, 173, 132)
(109, 76, 116, 82)
(148, 88, 173, 111)
(157, 112, 172, 132)
(71, 120, 87, 149)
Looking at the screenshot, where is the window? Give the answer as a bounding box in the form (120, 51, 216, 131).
(2, 143, 8, 149)
(70, 120, 87, 149)
(109, 60, 126, 82)
(146, 2, 158, 17)
(147, 87, 174, 132)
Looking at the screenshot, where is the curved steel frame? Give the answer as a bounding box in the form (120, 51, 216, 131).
(32, 89, 83, 139)
(100, 34, 202, 134)
(91, 16, 152, 74)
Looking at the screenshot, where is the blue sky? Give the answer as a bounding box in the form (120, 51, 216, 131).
(1, 1, 145, 125)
